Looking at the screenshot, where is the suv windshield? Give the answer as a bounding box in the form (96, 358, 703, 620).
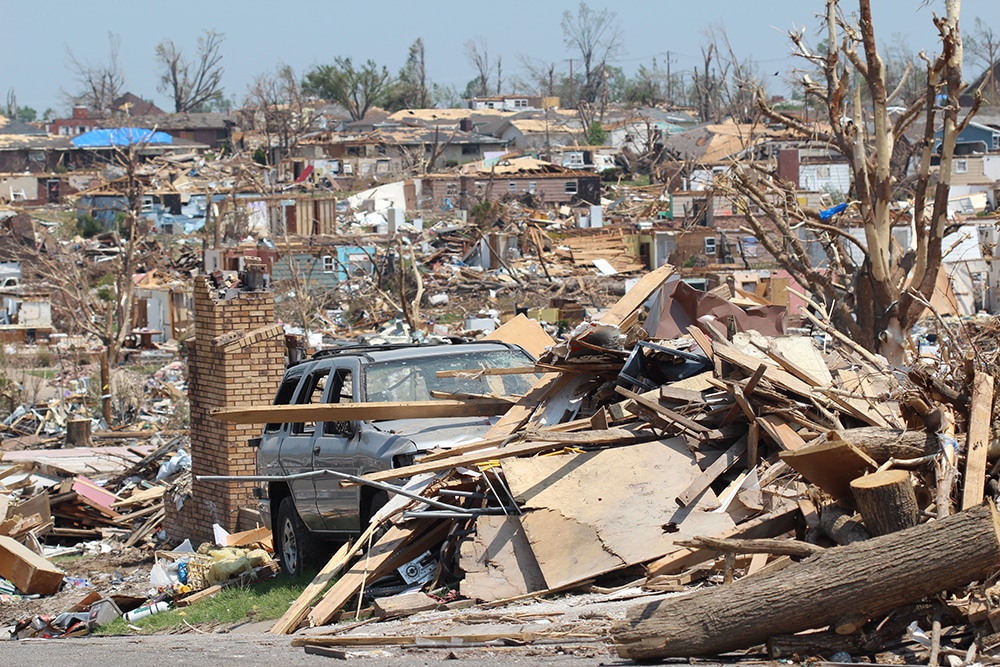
(364, 349, 536, 403)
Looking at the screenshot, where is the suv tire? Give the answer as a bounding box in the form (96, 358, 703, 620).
(276, 496, 319, 577)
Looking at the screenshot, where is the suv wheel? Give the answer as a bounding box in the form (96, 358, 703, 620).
(276, 496, 317, 577)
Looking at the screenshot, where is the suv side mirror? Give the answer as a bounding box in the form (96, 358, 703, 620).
(247, 437, 262, 448)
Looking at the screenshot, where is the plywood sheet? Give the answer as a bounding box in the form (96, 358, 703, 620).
(502, 439, 735, 590)
(459, 515, 546, 601)
(483, 313, 554, 359)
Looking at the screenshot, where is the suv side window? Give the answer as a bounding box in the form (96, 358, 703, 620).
(323, 368, 355, 436)
(291, 367, 330, 435)
(265, 375, 302, 433)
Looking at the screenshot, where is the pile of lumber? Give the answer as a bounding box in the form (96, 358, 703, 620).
(221, 263, 1000, 663)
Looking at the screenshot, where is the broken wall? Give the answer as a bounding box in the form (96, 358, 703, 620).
(164, 278, 284, 544)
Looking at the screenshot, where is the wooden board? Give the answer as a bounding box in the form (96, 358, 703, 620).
(0, 534, 64, 595)
(756, 415, 807, 451)
(351, 437, 583, 486)
(211, 398, 514, 424)
(962, 372, 995, 510)
(373, 591, 438, 619)
(598, 264, 675, 328)
(676, 437, 748, 508)
(482, 372, 568, 439)
(502, 440, 734, 591)
(459, 515, 546, 601)
(483, 313, 554, 358)
(779, 436, 877, 500)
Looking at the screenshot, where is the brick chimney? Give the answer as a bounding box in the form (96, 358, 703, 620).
(777, 149, 800, 188)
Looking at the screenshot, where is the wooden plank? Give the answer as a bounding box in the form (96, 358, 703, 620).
(756, 415, 807, 451)
(415, 416, 595, 464)
(112, 485, 165, 508)
(308, 520, 449, 627)
(687, 325, 715, 362)
(292, 630, 595, 648)
(676, 437, 748, 508)
(712, 343, 815, 399)
(177, 584, 222, 607)
(350, 437, 581, 486)
(226, 526, 271, 547)
(962, 372, 995, 510)
(659, 385, 707, 404)
(459, 515, 546, 601)
(615, 386, 723, 440)
(270, 538, 358, 634)
(211, 398, 514, 424)
(600, 263, 675, 327)
(482, 372, 567, 439)
(779, 436, 878, 500)
(373, 592, 438, 619)
(520, 427, 650, 446)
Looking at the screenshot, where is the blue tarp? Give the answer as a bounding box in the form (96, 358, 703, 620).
(819, 202, 848, 221)
(72, 128, 174, 148)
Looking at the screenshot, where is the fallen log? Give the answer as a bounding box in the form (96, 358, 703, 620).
(814, 428, 937, 463)
(612, 502, 1000, 660)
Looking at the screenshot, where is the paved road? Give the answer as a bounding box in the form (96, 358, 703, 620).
(4, 631, 628, 666)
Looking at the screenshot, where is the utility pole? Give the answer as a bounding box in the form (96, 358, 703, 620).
(666, 51, 672, 104)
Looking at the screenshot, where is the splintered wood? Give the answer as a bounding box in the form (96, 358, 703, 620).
(261, 264, 1000, 666)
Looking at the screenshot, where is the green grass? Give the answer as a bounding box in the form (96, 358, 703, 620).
(95, 572, 318, 635)
(26, 369, 57, 380)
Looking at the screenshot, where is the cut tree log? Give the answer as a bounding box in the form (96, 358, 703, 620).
(818, 504, 870, 545)
(850, 469, 919, 536)
(613, 502, 1000, 660)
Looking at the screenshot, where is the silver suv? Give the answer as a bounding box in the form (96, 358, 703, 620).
(254, 341, 536, 576)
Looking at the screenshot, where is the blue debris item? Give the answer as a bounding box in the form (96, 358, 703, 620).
(819, 202, 848, 221)
(72, 128, 174, 148)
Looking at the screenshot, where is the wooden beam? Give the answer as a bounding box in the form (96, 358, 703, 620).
(347, 437, 579, 486)
(962, 372, 995, 510)
(676, 437, 748, 508)
(598, 263, 675, 328)
(210, 398, 514, 424)
(615, 386, 723, 440)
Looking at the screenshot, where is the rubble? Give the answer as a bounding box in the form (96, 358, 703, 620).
(194, 262, 1000, 664)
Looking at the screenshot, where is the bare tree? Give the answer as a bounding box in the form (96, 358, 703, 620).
(64, 32, 126, 112)
(36, 141, 152, 424)
(966, 17, 1000, 104)
(244, 65, 314, 167)
(560, 1, 624, 105)
(724, 0, 971, 362)
(392, 38, 431, 109)
(464, 37, 496, 98)
(691, 25, 762, 123)
(155, 29, 226, 113)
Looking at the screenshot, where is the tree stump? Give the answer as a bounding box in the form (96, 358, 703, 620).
(612, 503, 1000, 660)
(66, 418, 92, 448)
(850, 469, 919, 536)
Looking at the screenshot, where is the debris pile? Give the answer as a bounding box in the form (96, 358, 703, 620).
(243, 263, 1000, 664)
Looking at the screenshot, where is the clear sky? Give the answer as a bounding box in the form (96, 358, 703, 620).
(2, 0, 998, 114)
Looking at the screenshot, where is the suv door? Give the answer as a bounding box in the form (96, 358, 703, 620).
(280, 363, 331, 532)
(312, 358, 365, 531)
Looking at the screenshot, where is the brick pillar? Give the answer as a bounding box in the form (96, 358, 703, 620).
(164, 277, 284, 544)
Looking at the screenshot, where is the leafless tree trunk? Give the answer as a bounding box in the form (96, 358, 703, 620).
(723, 0, 972, 361)
(560, 1, 624, 104)
(65, 32, 126, 113)
(464, 38, 495, 97)
(155, 30, 226, 113)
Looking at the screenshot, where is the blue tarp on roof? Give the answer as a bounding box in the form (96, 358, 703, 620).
(72, 128, 174, 148)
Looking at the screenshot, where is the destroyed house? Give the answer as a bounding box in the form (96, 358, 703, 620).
(295, 126, 507, 178)
(128, 112, 238, 151)
(418, 158, 600, 211)
(270, 243, 376, 289)
(0, 115, 71, 175)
